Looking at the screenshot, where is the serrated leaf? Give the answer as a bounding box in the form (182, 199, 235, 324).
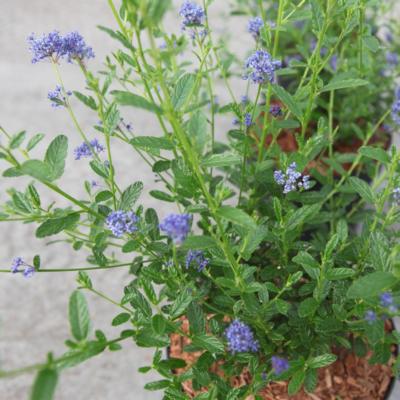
(152, 314, 167, 335)
(288, 370, 305, 395)
(170, 290, 193, 319)
(192, 335, 225, 354)
(321, 78, 369, 92)
(112, 91, 162, 114)
(182, 235, 218, 250)
(172, 73, 196, 110)
(298, 298, 318, 318)
(359, 146, 390, 164)
(347, 272, 396, 299)
(348, 177, 375, 203)
(26, 134, 45, 151)
(20, 160, 52, 181)
(271, 84, 303, 121)
(9, 131, 26, 149)
(308, 353, 337, 368)
(130, 136, 173, 150)
(326, 268, 355, 280)
(120, 182, 143, 210)
(112, 313, 131, 326)
(36, 213, 80, 238)
(44, 135, 68, 181)
(69, 290, 90, 341)
(201, 153, 241, 168)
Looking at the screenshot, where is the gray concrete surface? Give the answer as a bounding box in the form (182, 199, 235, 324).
(0, 1, 249, 399)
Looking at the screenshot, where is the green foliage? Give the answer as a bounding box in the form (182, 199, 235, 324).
(2, 0, 400, 398)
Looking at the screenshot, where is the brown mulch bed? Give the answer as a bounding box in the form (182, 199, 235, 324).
(170, 318, 396, 400)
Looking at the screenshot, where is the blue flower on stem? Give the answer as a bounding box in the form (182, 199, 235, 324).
(62, 31, 95, 63)
(74, 139, 105, 160)
(365, 310, 377, 324)
(248, 17, 264, 39)
(225, 320, 259, 353)
(160, 214, 191, 244)
(48, 85, 72, 108)
(244, 50, 282, 84)
(274, 162, 311, 194)
(185, 250, 209, 272)
(106, 211, 139, 237)
(271, 356, 289, 375)
(179, 1, 205, 28)
(244, 113, 253, 127)
(11, 257, 35, 278)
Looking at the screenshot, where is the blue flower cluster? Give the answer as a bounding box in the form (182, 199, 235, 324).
(244, 112, 253, 127)
(11, 257, 35, 278)
(159, 213, 191, 244)
(393, 187, 400, 205)
(392, 87, 400, 125)
(185, 250, 209, 271)
(386, 52, 399, 67)
(270, 104, 282, 117)
(274, 162, 311, 194)
(74, 139, 105, 160)
(28, 31, 94, 64)
(248, 17, 264, 39)
(364, 310, 377, 324)
(271, 356, 290, 375)
(380, 292, 398, 313)
(244, 50, 282, 84)
(106, 211, 139, 237)
(179, 1, 205, 28)
(48, 85, 72, 108)
(225, 319, 259, 353)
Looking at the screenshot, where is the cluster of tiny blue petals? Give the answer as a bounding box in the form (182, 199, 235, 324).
(271, 356, 290, 375)
(386, 52, 399, 67)
(74, 139, 105, 160)
(270, 104, 282, 117)
(27, 31, 64, 63)
(244, 113, 253, 127)
(365, 310, 377, 324)
(11, 257, 35, 278)
(241, 95, 249, 105)
(274, 162, 311, 194)
(244, 50, 282, 84)
(225, 320, 259, 353)
(392, 87, 400, 125)
(380, 292, 398, 313)
(47, 85, 71, 108)
(106, 211, 139, 237)
(28, 31, 94, 64)
(248, 17, 264, 39)
(185, 250, 209, 272)
(179, 1, 205, 28)
(159, 213, 191, 244)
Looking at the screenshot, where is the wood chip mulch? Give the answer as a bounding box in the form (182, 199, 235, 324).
(169, 318, 396, 400)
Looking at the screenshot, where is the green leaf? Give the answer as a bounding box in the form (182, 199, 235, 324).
(73, 91, 97, 110)
(298, 298, 318, 318)
(170, 290, 193, 319)
(112, 91, 162, 114)
(120, 182, 143, 210)
(149, 190, 175, 202)
(182, 235, 218, 250)
(112, 313, 131, 326)
(241, 226, 268, 261)
(347, 272, 396, 299)
(36, 213, 80, 238)
(271, 84, 303, 121)
(172, 73, 196, 110)
(130, 136, 173, 150)
(308, 353, 337, 368)
(136, 329, 169, 348)
(286, 203, 322, 230)
(201, 153, 242, 168)
(192, 335, 225, 354)
(292, 252, 320, 280)
(359, 146, 390, 164)
(69, 290, 90, 341)
(188, 111, 208, 154)
(9, 131, 26, 149)
(26, 133, 45, 151)
(321, 78, 369, 92)
(44, 135, 68, 181)
(20, 160, 52, 181)
(30, 369, 58, 400)
(304, 369, 318, 393)
(288, 370, 305, 395)
(348, 176, 375, 203)
(90, 160, 110, 178)
(216, 206, 256, 230)
(326, 268, 355, 280)
(187, 302, 206, 335)
(144, 380, 171, 391)
(152, 314, 166, 335)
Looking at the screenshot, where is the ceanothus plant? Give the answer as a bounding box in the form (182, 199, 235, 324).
(2, 0, 400, 399)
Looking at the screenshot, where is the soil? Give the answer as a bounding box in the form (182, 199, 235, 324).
(170, 318, 396, 400)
